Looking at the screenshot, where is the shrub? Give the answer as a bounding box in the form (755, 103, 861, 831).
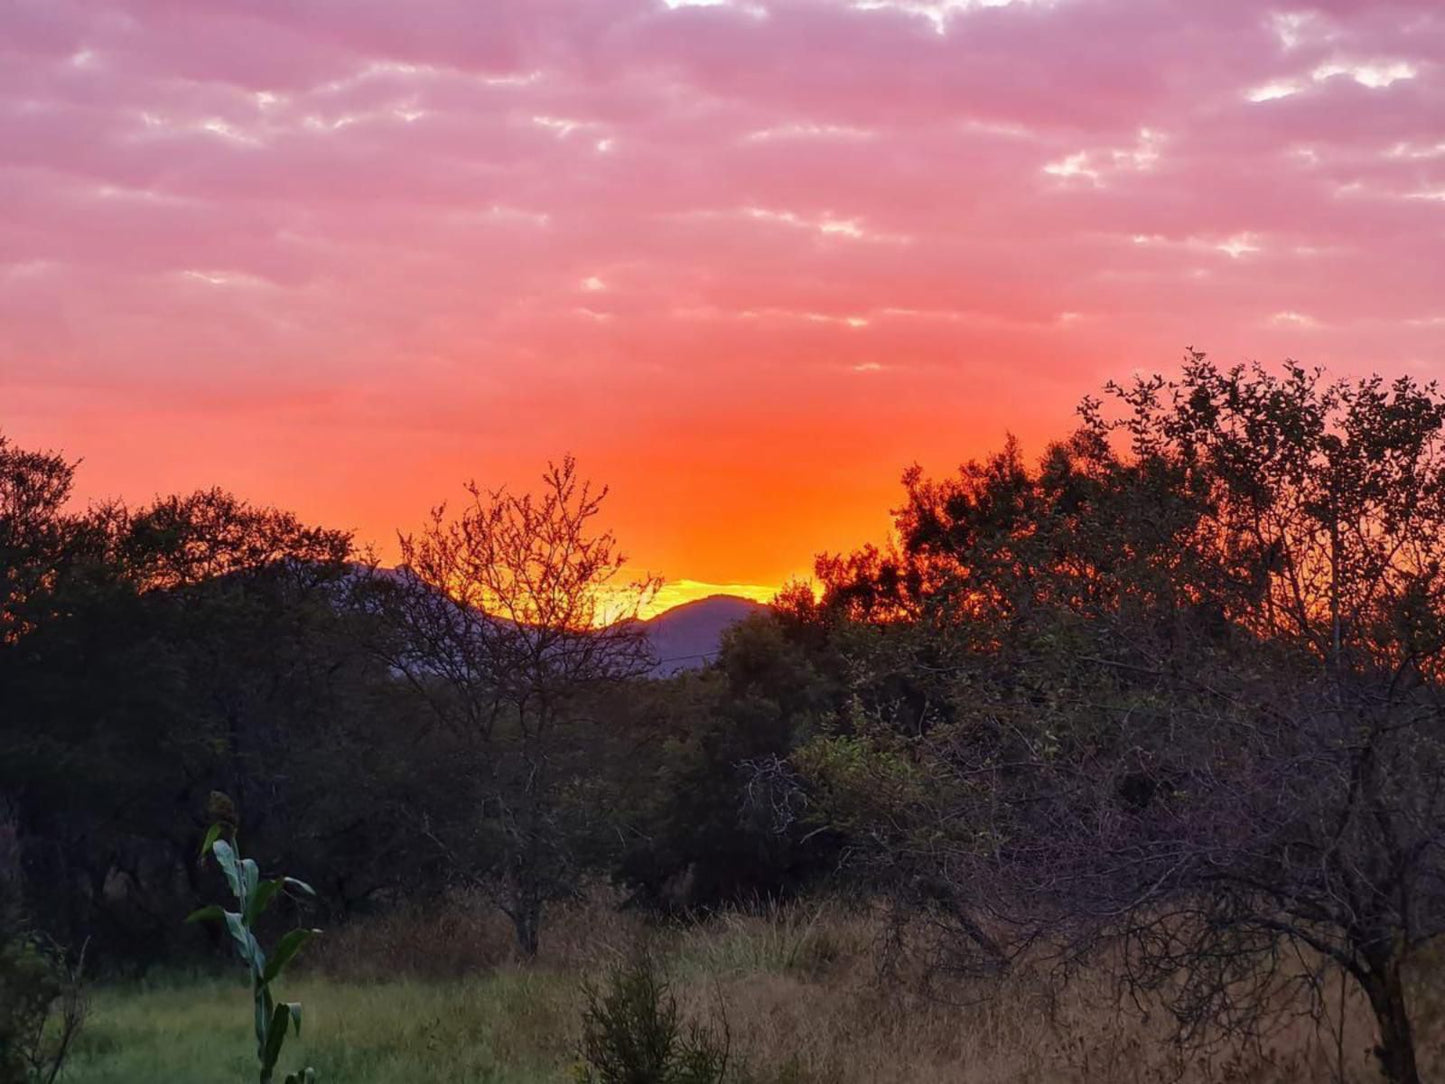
(0, 811, 85, 1084)
(576, 953, 729, 1084)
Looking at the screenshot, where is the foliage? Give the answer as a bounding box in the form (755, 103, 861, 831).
(0, 442, 446, 965)
(575, 954, 728, 1084)
(366, 456, 658, 955)
(796, 355, 1445, 1082)
(0, 810, 86, 1084)
(611, 614, 842, 913)
(187, 821, 320, 1084)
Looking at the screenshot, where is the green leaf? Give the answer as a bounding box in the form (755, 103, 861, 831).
(283, 877, 317, 897)
(263, 928, 317, 984)
(261, 1001, 291, 1074)
(198, 823, 222, 860)
(185, 904, 225, 925)
(222, 910, 266, 975)
(245, 878, 283, 926)
(242, 857, 261, 903)
(213, 839, 244, 902)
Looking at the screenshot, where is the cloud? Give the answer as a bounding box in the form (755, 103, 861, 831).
(1, 0, 1443, 589)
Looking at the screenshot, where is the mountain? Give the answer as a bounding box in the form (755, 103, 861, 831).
(642, 594, 769, 677)
(353, 567, 766, 678)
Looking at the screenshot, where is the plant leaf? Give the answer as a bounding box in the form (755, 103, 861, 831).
(283, 877, 317, 897)
(242, 857, 261, 903)
(222, 910, 265, 975)
(245, 878, 283, 926)
(261, 1000, 291, 1074)
(198, 823, 222, 860)
(263, 928, 317, 984)
(185, 904, 225, 925)
(212, 839, 243, 902)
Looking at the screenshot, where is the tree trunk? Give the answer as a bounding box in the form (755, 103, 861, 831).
(1363, 956, 1420, 1084)
(510, 899, 540, 959)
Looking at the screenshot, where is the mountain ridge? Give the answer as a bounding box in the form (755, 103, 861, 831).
(356, 566, 767, 677)
(642, 593, 769, 676)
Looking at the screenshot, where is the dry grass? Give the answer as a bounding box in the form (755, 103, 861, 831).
(312, 885, 639, 981)
(73, 893, 1445, 1083)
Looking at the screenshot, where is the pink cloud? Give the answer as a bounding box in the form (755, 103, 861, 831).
(1, 0, 1442, 588)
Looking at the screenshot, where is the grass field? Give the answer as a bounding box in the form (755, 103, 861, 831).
(62, 896, 1445, 1083)
(67, 972, 577, 1084)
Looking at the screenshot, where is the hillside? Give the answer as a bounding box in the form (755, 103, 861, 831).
(642, 594, 768, 676)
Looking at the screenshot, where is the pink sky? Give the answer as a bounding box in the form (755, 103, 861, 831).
(3, 0, 1443, 604)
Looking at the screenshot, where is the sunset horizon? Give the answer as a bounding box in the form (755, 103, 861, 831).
(6, 0, 1444, 606)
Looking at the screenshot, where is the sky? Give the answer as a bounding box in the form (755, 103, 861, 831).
(2, 0, 1444, 611)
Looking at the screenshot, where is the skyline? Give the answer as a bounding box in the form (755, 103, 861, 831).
(4, 0, 1444, 605)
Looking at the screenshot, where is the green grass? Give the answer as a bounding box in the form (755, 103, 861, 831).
(66, 971, 582, 1084)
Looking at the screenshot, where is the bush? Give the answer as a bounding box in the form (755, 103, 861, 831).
(576, 953, 729, 1084)
(0, 813, 85, 1084)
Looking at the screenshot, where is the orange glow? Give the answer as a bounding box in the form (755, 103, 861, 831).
(637, 579, 784, 619)
(4, 0, 1440, 603)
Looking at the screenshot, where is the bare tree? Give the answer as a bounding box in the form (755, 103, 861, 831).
(367, 457, 657, 955)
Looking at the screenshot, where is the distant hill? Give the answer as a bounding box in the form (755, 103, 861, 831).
(642, 594, 769, 677)
(353, 568, 767, 678)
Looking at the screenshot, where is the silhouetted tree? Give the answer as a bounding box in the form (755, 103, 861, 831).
(613, 611, 842, 912)
(0, 438, 420, 962)
(370, 457, 656, 955)
(799, 357, 1445, 1083)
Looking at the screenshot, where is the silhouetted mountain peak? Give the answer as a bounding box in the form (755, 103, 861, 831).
(643, 594, 769, 676)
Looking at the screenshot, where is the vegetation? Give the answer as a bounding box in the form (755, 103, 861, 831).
(187, 818, 319, 1083)
(796, 358, 1445, 1082)
(362, 457, 658, 956)
(575, 953, 728, 1084)
(4, 355, 1445, 1080)
(59, 897, 1445, 1083)
(0, 807, 85, 1084)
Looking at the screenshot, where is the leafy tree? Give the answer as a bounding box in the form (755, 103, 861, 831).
(0, 438, 412, 963)
(1056, 357, 1445, 1084)
(613, 612, 842, 912)
(0, 435, 107, 647)
(799, 357, 1445, 1083)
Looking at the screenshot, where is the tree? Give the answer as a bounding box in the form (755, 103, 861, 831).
(370, 457, 656, 955)
(612, 612, 842, 913)
(0, 450, 387, 964)
(798, 357, 1445, 1083)
(1053, 357, 1445, 1084)
(0, 435, 110, 647)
